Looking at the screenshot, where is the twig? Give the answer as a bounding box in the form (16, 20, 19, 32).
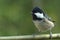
(0, 33, 60, 39)
(32, 0, 42, 8)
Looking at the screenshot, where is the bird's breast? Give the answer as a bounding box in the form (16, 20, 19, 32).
(33, 19, 54, 32)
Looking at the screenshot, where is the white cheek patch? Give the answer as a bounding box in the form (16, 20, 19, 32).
(35, 12, 44, 18)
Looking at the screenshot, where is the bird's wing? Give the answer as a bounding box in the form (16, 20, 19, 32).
(44, 13, 55, 22)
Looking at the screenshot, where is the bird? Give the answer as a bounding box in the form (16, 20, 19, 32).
(32, 7, 55, 39)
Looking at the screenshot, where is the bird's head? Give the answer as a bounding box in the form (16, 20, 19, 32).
(32, 7, 45, 20)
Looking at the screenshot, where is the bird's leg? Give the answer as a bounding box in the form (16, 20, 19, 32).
(49, 29, 52, 39)
(32, 29, 40, 38)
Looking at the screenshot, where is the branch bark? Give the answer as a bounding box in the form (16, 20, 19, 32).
(0, 33, 60, 39)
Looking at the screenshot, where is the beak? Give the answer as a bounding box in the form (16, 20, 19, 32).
(52, 20, 55, 22)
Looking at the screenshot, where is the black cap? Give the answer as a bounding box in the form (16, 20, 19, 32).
(32, 7, 44, 13)
(32, 7, 44, 20)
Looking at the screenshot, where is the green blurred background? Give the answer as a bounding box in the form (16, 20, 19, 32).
(0, 0, 60, 40)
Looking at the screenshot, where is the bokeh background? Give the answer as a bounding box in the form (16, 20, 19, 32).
(0, 0, 60, 40)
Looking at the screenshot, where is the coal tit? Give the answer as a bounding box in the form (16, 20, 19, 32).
(32, 7, 55, 38)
